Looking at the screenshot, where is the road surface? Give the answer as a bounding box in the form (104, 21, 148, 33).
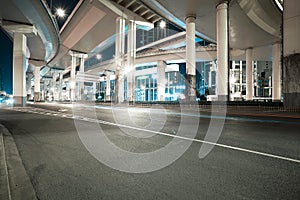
(0, 102, 299, 199)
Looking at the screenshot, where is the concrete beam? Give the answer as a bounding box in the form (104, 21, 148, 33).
(146, 13, 156, 20)
(69, 50, 88, 58)
(140, 9, 149, 16)
(133, 4, 143, 13)
(125, 0, 135, 8)
(1, 20, 37, 35)
(28, 58, 46, 66)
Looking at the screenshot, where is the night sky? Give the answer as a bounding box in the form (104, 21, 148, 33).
(0, 0, 79, 94)
(46, 0, 79, 28)
(0, 28, 13, 94)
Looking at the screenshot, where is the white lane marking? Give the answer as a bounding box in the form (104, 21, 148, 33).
(74, 116, 300, 164)
(5, 107, 300, 164)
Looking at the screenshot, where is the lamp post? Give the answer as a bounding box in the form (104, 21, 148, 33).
(159, 20, 166, 38)
(55, 8, 66, 18)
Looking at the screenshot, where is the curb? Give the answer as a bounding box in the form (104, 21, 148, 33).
(0, 127, 10, 200)
(0, 124, 37, 200)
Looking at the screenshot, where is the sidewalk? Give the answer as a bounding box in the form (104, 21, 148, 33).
(0, 124, 37, 200)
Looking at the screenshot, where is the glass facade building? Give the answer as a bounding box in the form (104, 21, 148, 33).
(76, 20, 276, 102)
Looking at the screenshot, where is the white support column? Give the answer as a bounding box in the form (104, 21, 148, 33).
(13, 33, 27, 106)
(246, 48, 253, 101)
(157, 60, 166, 101)
(216, 2, 229, 101)
(59, 73, 63, 101)
(272, 42, 281, 101)
(40, 82, 44, 101)
(52, 72, 57, 101)
(208, 61, 217, 95)
(117, 70, 124, 103)
(126, 20, 136, 102)
(105, 74, 111, 101)
(79, 55, 85, 100)
(34, 66, 41, 101)
(26, 73, 33, 100)
(185, 15, 196, 101)
(229, 61, 235, 100)
(70, 54, 76, 101)
(209, 69, 212, 90)
(92, 82, 97, 101)
(239, 61, 243, 94)
(3, 23, 37, 106)
(43, 80, 48, 101)
(115, 17, 126, 103)
(115, 17, 126, 66)
(80, 56, 85, 73)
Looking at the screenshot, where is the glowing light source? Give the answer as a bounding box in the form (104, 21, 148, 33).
(159, 20, 166, 29)
(56, 8, 66, 18)
(96, 54, 102, 60)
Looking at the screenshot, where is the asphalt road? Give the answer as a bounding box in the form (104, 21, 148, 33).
(0, 102, 299, 200)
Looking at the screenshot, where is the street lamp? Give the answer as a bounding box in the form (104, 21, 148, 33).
(159, 20, 166, 29)
(159, 20, 167, 38)
(55, 8, 66, 18)
(96, 54, 102, 60)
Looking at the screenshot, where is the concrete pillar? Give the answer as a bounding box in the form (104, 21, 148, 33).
(43, 80, 48, 101)
(105, 75, 111, 101)
(185, 15, 196, 102)
(126, 20, 136, 102)
(272, 43, 281, 101)
(216, 2, 229, 101)
(59, 73, 63, 101)
(79, 55, 85, 100)
(70, 54, 76, 101)
(3, 22, 36, 106)
(26, 73, 33, 100)
(157, 60, 166, 101)
(208, 68, 212, 90)
(115, 17, 125, 103)
(52, 72, 57, 101)
(117, 70, 124, 103)
(13, 33, 27, 106)
(239, 61, 243, 94)
(92, 82, 96, 101)
(283, 0, 300, 109)
(208, 61, 217, 95)
(40, 82, 44, 101)
(34, 66, 41, 101)
(246, 48, 253, 101)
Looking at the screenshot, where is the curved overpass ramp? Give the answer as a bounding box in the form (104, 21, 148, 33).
(50, 0, 281, 76)
(140, 0, 281, 49)
(0, 0, 60, 105)
(0, 0, 60, 64)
